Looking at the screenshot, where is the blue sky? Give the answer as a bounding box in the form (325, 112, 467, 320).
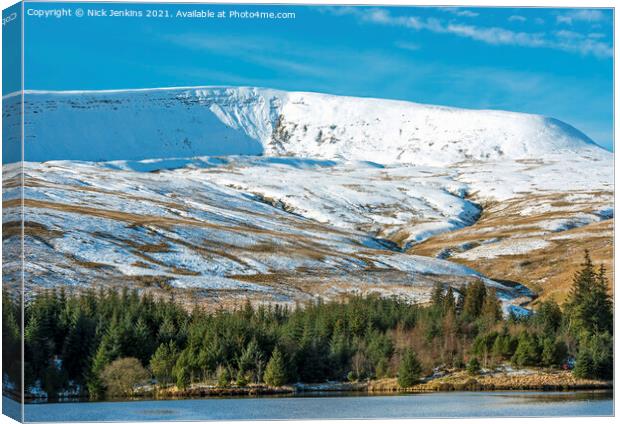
(21, 3, 614, 150)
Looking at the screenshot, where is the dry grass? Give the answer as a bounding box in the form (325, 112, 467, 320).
(73, 259, 110, 269)
(10, 174, 613, 310)
(369, 370, 611, 392)
(3, 220, 64, 241)
(410, 192, 614, 304)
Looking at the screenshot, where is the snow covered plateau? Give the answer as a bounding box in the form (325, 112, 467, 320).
(2, 86, 614, 309)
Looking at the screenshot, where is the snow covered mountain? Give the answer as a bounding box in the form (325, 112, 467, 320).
(15, 86, 607, 165)
(2, 86, 613, 309)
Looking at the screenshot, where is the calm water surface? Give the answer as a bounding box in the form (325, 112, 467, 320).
(7, 391, 613, 422)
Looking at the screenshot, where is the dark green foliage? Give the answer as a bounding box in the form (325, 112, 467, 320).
(216, 365, 231, 387)
(20, 288, 188, 398)
(565, 252, 613, 380)
(491, 329, 518, 362)
(541, 337, 568, 368)
(328, 319, 351, 378)
(466, 357, 481, 375)
(172, 349, 192, 389)
(264, 347, 287, 386)
(150, 341, 179, 385)
(573, 349, 594, 379)
(512, 331, 540, 366)
(23, 289, 72, 395)
(472, 332, 497, 367)
(430, 282, 446, 310)
(481, 288, 502, 323)
(397, 349, 422, 388)
(573, 332, 613, 380)
(462, 280, 486, 320)
(566, 252, 613, 335)
(443, 286, 456, 315)
(534, 301, 562, 334)
(3, 291, 22, 394)
(62, 310, 96, 382)
(237, 339, 264, 384)
(15, 253, 613, 399)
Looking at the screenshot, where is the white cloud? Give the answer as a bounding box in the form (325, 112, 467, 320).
(347, 8, 612, 59)
(162, 34, 330, 78)
(555, 30, 584, 40)
(569, 9, 607, 21)
(556, 9, 608, 25)
(556, 15, 573, 25)
(445, 23, 546, 47)
(395, 41, 421, 51)
(160, 31, 432, 94)
(508, 15, 527, 23)
(440, 8, 479, 18)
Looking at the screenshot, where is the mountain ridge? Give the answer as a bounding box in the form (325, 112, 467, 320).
(12, 86, 609, 165)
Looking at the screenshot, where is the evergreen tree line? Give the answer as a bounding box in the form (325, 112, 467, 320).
(2, 251, 612, 399)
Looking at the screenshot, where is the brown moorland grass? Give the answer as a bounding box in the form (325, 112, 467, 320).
(410, 191, 614, 304)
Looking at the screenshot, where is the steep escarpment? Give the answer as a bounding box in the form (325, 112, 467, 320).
(11, 86, 609, 164)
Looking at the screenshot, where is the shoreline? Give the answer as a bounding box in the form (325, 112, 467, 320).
(12, 370, 613, 404)
(369, 369, 613, 393)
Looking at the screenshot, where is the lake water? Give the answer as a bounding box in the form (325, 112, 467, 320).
(6, 391, 613, 422)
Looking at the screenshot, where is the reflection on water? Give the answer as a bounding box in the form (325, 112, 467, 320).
(496, 391, 613, 404)
(10, 390, 613, 422)
(138, 409, 176, 416)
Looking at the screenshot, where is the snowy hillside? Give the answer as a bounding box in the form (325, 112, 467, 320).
(11, 86, 608, 164)
(2, 160, 533, 312)
(2, 86, 613, 310)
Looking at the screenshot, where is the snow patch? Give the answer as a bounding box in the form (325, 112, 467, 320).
(456, 239, 551, 260)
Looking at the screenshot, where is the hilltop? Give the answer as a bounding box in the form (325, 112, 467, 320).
(10, 86, 608, 164)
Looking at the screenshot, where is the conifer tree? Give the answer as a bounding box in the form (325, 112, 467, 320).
(491, 335, 504, 363)
(397, 349, 422, 388)
(172, 349, 192, 389)
(157, 316, 176, 345)
(574, 332, 613, 380)
(237, 339, 263, 382)
(541, 337, 567, 368)
(329, 319, 350, 376)
(566, 252, 613, 335)
(566, 251, 596, 333)
(442, 286, 456, 315)
(535, 300, 562, 334)
(463, 280, 486, 320)
(2, 292, 21, 390)
(466, 357, 481, 375)
(491, 327, 517, 363)
(589, 265, 613, 333)
(132, 317, 153, 364)
(512, 332, 540, 366)
(150, 341, 179, 386)
(263, 347, 287, 387)
(62, 310, 95, 383)
(481, 288, 502, 323)
(430, 282, 445, 310)
(216, 365, 231, 387)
